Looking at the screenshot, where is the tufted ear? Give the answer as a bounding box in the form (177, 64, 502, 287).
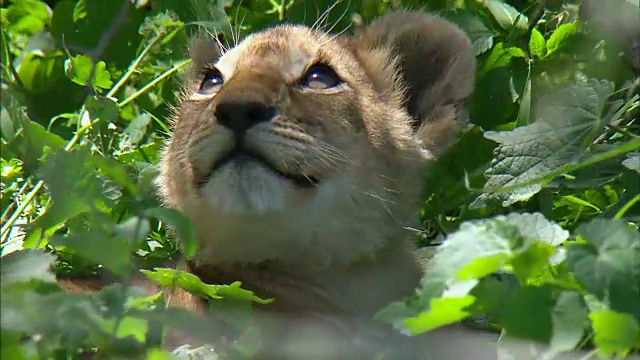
(350, 11, 476, 155)
(189, 33, 225, 70)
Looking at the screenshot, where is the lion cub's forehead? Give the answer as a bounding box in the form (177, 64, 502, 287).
(216, 26, 328, 80)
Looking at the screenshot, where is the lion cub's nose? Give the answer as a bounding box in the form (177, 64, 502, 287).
(215, 101, 276, 134)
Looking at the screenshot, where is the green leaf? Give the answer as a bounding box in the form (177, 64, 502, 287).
(548, 291, 588, 356)
(590, 310, 640, 356)
(481, 42, 526, 75)
(566, 219, 640, 313)
(444, 11, 494, 55)
(72, 0, 88, 22)
(103, 316, 149, 343)
(64, 55, 112, 90)
(33, 148, 110, 230)
(377, 213, 567, 332)
(84, 95, 119, 125)
(528, 28, 546, 58)
(500, 285, 553, 343)
(403, 296, 475, 334)
(545, 22, 577, 58)
(3, 0, 50, 35)
(471, 79, 616, 208)
(51, 228, 133, 276)
(484, 0, 528, 33)
(144, 207, 197, 258)
(515, 64, 531, 127)
(141, 268, 270, 304)
(16, 51, 65, 93)
(0, 249, 56, 287)
(622, 152, 640, 174)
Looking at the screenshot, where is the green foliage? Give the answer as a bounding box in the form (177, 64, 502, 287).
(1, 0, 639, 359)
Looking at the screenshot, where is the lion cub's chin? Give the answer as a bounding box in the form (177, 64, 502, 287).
(200, 160, 320, 215)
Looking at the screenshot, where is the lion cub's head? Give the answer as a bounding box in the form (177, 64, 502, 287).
(157, 11, 475, 267)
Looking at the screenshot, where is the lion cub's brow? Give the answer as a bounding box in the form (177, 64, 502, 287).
(195, 27, 336, 84)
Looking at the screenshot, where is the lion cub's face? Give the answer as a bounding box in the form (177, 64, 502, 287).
(158, 14, 474, 266)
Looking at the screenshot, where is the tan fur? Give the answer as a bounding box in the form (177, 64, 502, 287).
(153, 10, 475, 357)
(148, 10, 476, 357)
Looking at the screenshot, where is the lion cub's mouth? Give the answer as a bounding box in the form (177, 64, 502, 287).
(198, 147, 319, 189)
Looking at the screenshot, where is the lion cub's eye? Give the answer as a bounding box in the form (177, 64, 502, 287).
(199, 68, 224, 94)
(300, 64, 342, 90)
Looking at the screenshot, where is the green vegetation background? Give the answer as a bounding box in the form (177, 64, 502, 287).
(1, 0, 639, 359)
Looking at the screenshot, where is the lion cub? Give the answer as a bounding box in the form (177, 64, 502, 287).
(157, 10, 475, 358)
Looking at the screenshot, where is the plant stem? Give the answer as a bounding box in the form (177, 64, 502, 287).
(118, 59, 191, 107)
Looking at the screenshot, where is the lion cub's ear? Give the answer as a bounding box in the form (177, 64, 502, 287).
(350, 11, 476, 155)
(189, 34, 225, 70)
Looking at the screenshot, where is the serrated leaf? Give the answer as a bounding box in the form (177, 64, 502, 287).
(144, 207, 197, 258)
(124, 113, 152, 145)
(622, 152, 640, 174)
(0, 249, 56, 287)
(64, 55, 112, 90)
(566, 219, 640, 312)
(16, 51, 64, 93)
(545, 22, 577, 58)
(484, 0, 529, 33)
(471, 79, 616, 208)
(141, 268, 269, 304)
(547, 291, 588, 356)
(590, 310, 640, 356)
(529, 28, 546, 58)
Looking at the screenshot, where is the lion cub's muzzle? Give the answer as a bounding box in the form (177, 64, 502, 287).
(197, 77, 319, 189)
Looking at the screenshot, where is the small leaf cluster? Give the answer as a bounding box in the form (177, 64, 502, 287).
(1, 0, 639, 359)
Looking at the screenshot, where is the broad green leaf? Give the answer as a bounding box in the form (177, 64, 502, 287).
(32, 148, 109, 231)
(528, 28, 546, 58)
(378, 213, 566, 332)
(590, 310, 640, 357)
(471, 79, 616, 208)
(481, 42, 526, 75)
(141, 268, 269, 304)
(16, 51, 65, 93)
(3, 0, 50, 35)
(64, 55, 113, 90)
(403, 296, 475, 334)
(124, 113, 152, 145)
(114, 216, 151, 244)
(84, 96, 119, 125)
(547, 291, 588, 356)
(444, 11, 494, 55)
(622, 152, 640, 174)
(545, 22, 577, 58)
(0, 249, 56, 287)
(484, 0, 528, 33)
(144, 207, 197, 258)
(500, 285, 553, 343)
(102, 316, 149, 343)
(567, 219, 640, 314)
(51, 228, 133, 276)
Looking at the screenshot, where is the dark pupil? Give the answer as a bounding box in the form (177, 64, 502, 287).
(201, 72, 222, 90)
(305, 65, 339, 89)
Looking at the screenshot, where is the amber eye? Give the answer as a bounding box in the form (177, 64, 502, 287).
(300, 64, 342, 90)
(199, 68, 224, 93)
